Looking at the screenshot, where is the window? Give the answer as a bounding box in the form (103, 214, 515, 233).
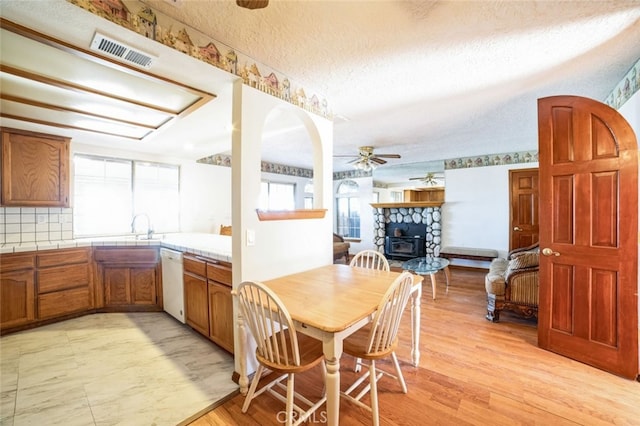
(73, 155, 179, 236)
(336, 180, 360, 238)
(390, 191, 403, 202)
(259, 181, 295, 210)
(304, 181, 314, 209)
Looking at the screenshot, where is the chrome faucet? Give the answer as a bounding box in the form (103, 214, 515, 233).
(131, 213, 154, 239)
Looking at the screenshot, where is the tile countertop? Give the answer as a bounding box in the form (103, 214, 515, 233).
(0, 233, 232, 262)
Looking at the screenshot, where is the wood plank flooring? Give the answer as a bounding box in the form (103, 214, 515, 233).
(189, 268, 640, 425)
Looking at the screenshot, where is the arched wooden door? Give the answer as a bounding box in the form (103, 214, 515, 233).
(538, 95, 638, 379)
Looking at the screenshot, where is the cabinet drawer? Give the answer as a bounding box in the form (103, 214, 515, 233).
(38, 286, 90, 319)
(207, 262, 232, 286)
(38, 263, 90, 293)
(37, 248, 89, 267)
(0, 253, 35, 273)
(94, 248, 158, 263)
(184, 256, 206, 277)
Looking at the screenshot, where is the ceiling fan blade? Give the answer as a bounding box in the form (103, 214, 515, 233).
(374, 154, 401, 158)
(347, 158, 360, 164)
(333, 154, 360, 158)
(409, 177, 423, 180)
(370, 157, 387, 165)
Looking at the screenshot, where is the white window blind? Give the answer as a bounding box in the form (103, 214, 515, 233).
(73, 155, 179, 237)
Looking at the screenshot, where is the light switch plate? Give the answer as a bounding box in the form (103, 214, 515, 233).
(246, 229, 255, 246)
(37, 214, 47, 225)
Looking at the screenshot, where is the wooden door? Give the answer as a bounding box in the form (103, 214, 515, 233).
(537, 95, 638, 379)
(104, 267, 130, 305)
(131, 267, 157, 305)
(184, 272, 210, 336)
(509, 168, 539, 250)
(1, 128, 70, 207)
(0, 269, 35, 328)
(208, 281, 234, 353)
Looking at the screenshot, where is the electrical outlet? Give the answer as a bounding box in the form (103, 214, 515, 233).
(37, 214, 47, 225)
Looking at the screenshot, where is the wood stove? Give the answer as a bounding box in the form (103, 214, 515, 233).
(385, 235, 426, 260)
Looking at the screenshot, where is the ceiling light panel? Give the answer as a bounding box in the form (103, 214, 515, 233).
(0, 28, 206, 112)
(0, 99, 152, 140)
(0, 71, 174, 127)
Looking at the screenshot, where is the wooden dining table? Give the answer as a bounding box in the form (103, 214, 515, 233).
(236, 264, 424, 426)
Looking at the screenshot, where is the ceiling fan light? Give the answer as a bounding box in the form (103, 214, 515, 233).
(236, 0, 269, 9)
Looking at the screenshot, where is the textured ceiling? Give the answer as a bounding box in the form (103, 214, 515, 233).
(1, 0, 640, 184)
(144, 0, 640, 178)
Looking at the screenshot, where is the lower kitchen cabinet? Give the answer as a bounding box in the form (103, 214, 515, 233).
(184, 264, 210, 336)
(208, 280, 233, 353)
(1, 248, 93, 333)
(36, 248, 93, 319)
(0, 254, 36, 330)
(183, 254, 234, 353)
(103, 266, 157, 306)
(95, 247, 161, 310)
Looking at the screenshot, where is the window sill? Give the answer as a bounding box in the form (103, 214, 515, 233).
(256, 209, 327, 221)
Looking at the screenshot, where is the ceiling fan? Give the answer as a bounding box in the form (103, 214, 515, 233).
(334, 146, 401, 170)
(409, 172, 444, 186)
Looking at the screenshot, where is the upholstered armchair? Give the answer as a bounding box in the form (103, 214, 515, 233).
(485, 243, 539, 322)
(333, 233, 351, 263)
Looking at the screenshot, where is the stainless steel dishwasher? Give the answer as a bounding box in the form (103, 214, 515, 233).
(160, 248, 185, 323)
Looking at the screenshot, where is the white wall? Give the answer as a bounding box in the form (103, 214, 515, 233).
(180, 162, 231, 233)
(232, 85, 334, 376)
(442, 162, 539, 265)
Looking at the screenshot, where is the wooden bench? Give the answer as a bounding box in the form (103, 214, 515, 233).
(439, 246, 498, 263)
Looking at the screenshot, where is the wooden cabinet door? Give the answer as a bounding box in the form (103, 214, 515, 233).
(131, 267, 157, 305)
(1, 128, 70, 207)
(184, 272, 209, 336)
(208, 281, 234, 353)
(104, 267, 131, 305)
(1, 269, 35, 329)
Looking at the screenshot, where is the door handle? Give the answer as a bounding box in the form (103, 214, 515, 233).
(542, 248, 560, 256)
(513, 226, 522, 231)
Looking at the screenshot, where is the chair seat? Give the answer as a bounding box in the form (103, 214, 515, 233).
(343, 324, 398, 360)
(256, 330, 325, 374)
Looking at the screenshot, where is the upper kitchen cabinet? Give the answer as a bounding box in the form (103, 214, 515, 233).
(1, 127, 70, 207)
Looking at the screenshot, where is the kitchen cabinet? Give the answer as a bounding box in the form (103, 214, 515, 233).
(1, 248, 93, 333)
(184, 255, 234, 353)
(36, 248, 93, 319)
(94, 247, 161, 310)
(0, 253, 36, 331)
(184, 256, 210, 336)
(1, 127, 70, 207)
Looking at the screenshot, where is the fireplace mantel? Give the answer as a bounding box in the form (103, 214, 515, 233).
(371, 188, 444, 209)
(371, 201, 443, 208)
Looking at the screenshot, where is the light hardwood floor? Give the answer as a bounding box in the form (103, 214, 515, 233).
(191, 267, 640, 425)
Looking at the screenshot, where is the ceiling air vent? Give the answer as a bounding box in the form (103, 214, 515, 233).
(90, 33, 156, 69)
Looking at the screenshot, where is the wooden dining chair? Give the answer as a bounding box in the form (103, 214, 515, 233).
(340, 271, 414, 426)
(350, 249, 390, 271)
(236, 280, 326, 426)
(349, 249, 391, 372)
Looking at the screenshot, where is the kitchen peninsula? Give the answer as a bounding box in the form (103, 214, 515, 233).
(0, 233, 234, 353)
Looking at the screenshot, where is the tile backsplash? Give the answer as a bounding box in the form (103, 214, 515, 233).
(0, 207, 74, 244)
